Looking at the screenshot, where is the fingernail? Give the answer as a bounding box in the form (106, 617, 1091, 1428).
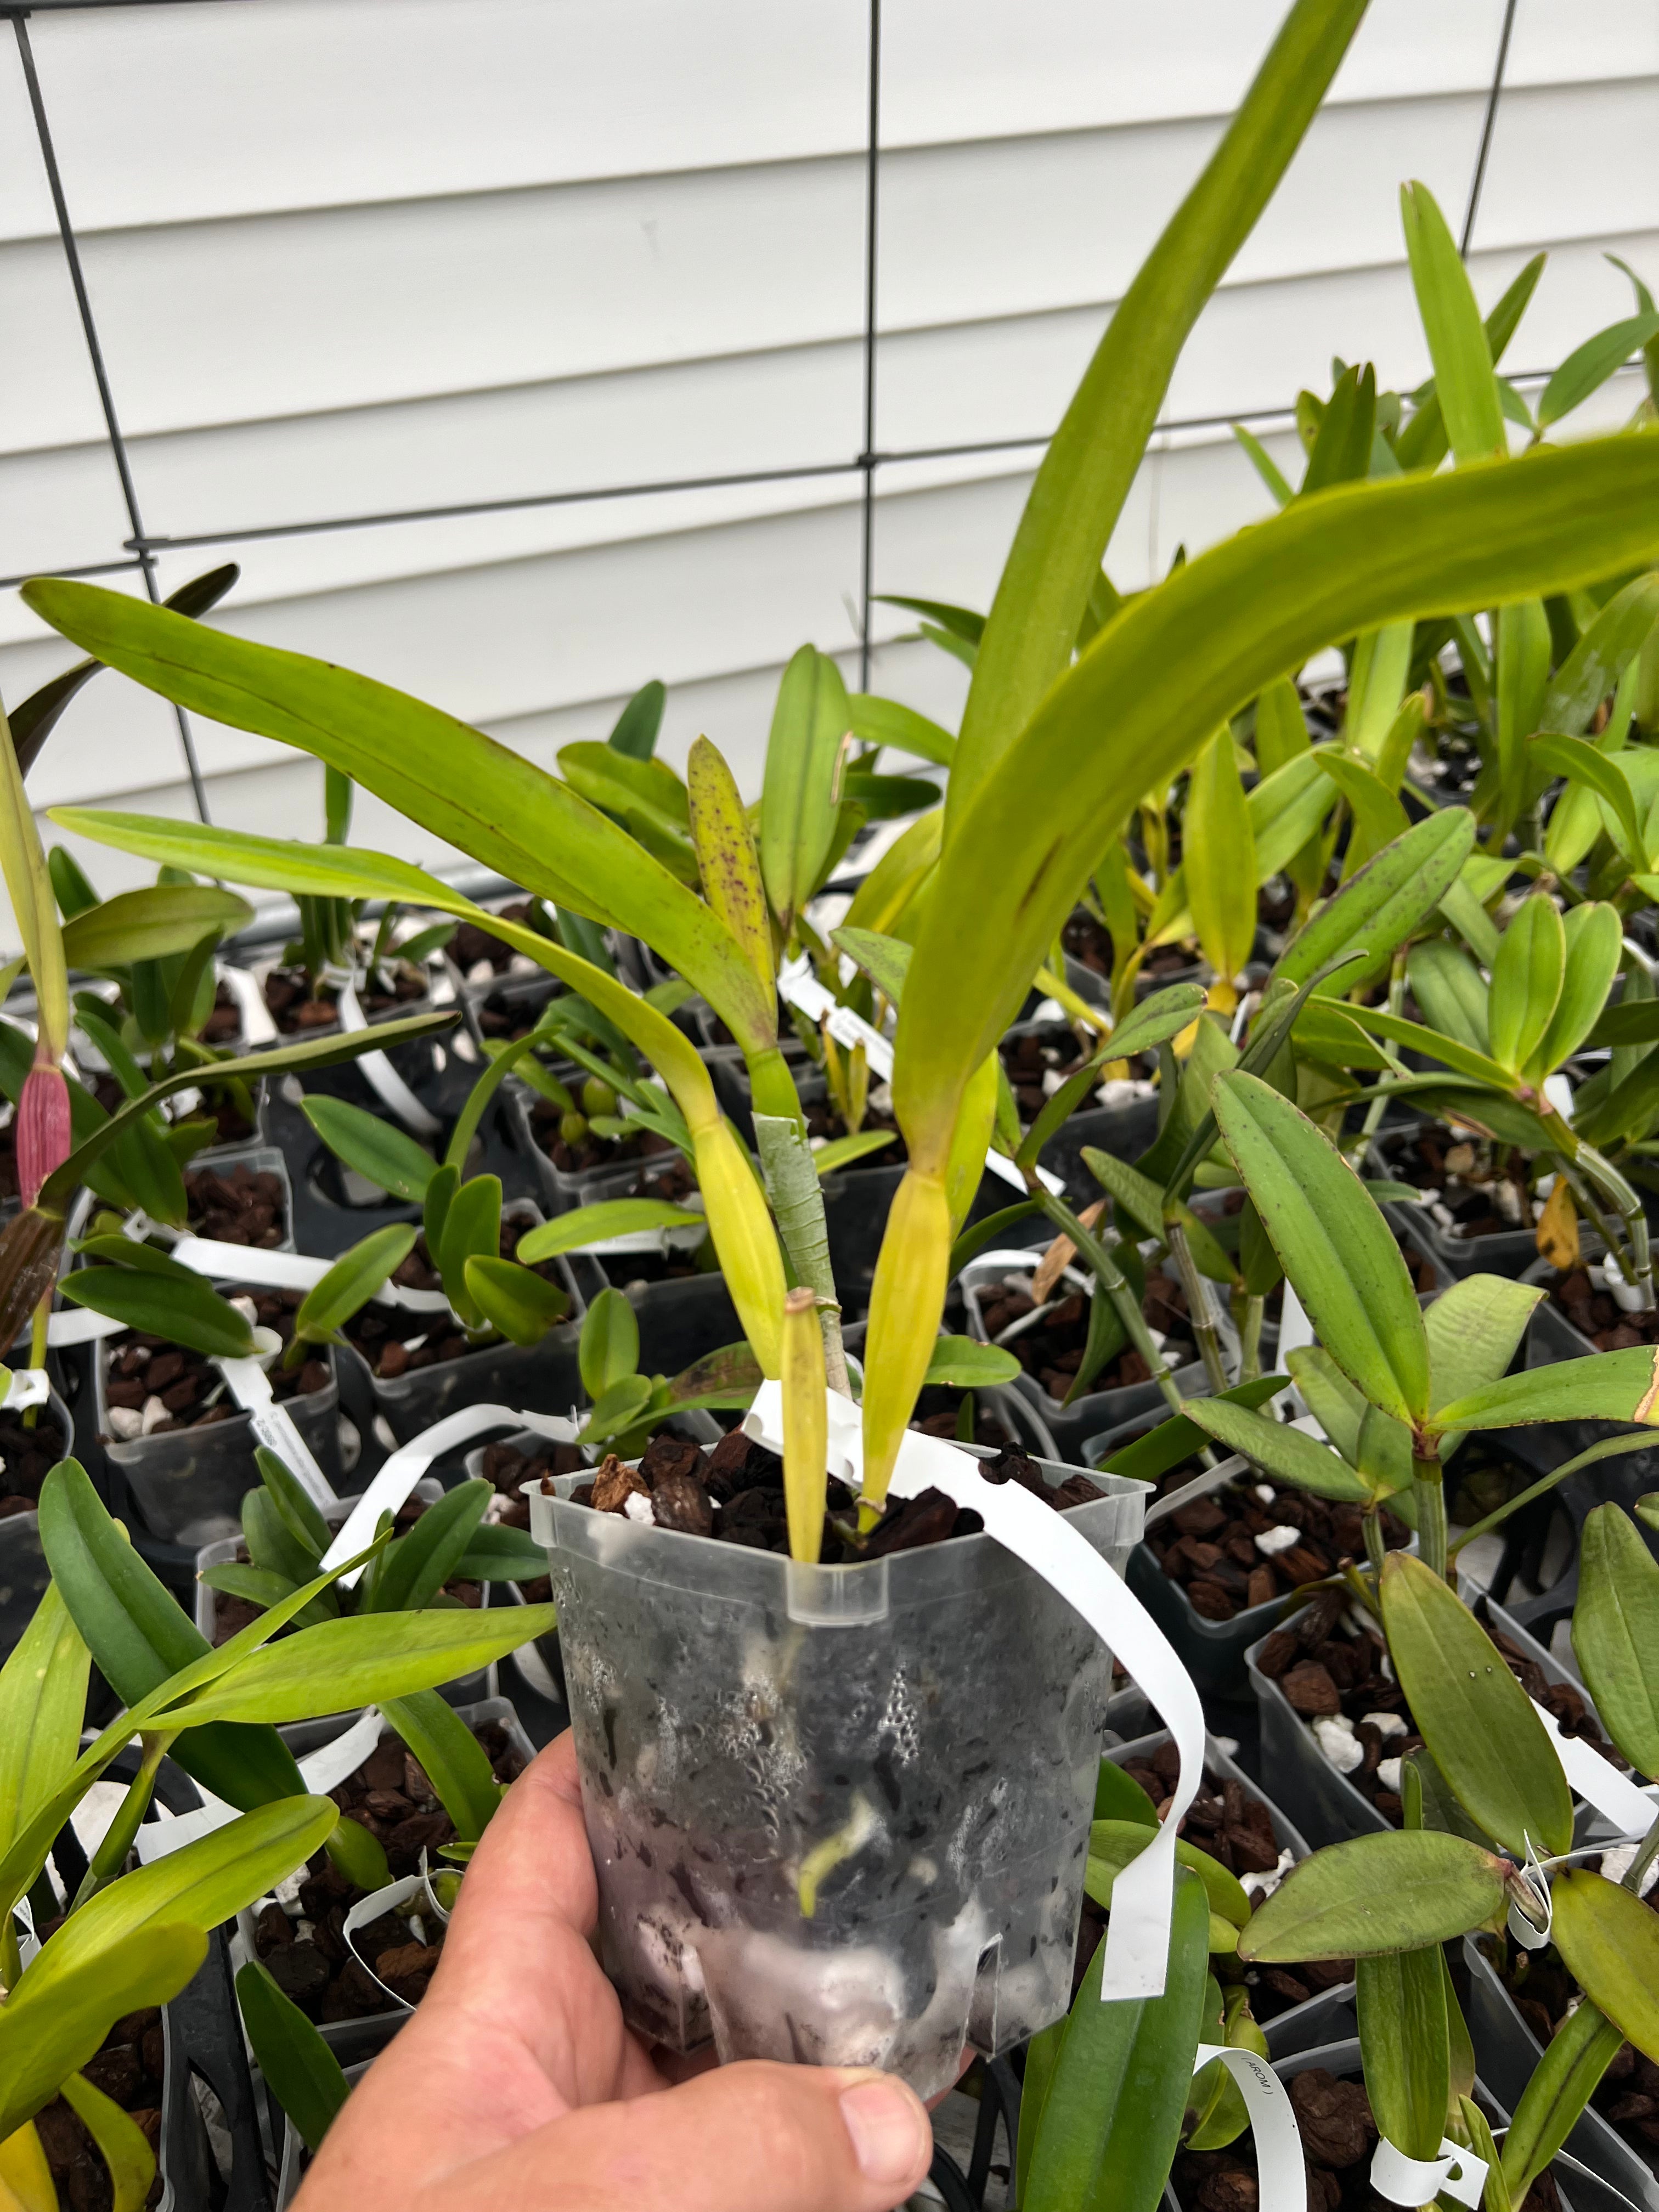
(839, 2076, 929, 2188)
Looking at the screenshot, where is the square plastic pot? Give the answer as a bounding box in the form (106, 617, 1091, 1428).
(193, 1481, 498, 1708)
(957, 1251, 1206, 1463)
(1369, 1121, 1539, 1279)
(528, 1452, 1148, 2098)
(1163, 2034, 1642, 2212)
(178, 1142, 297, 1261)
(99, 1346, 343, 1549)
(1245, 1595, 1598, 1852)
(1464, 1936, 1659, 2212)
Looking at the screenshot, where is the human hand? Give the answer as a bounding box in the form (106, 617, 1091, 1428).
(295, 1733, 936, 2212)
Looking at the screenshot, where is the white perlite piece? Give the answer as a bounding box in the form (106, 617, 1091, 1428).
(1254, 1484, 1276, 1504)
(1313, 1715, 1364, 1775)
(622, 1491, 655, 1526)
(1241, 1847, 1296, 1903)
(1375, 1757, 1404, 1794)
(1255, 1525, 1300, 1557)
(1362, 1711, 1408, 1738)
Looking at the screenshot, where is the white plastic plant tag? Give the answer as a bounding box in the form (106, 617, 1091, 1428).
(1542, 1073, 1574, 1125)
(1192, 2045, 1303, 2203)
(742, 1380, 1204, 2003)
(120, 1210, 153, 1243)
(1370, 2135, 1487, 2208)
(1506, 1836, 1554, 1951)
(777, 956, 1060, 1198)
(1, 1366, 50, 1412)
(46, 1308, 126, 1346)
(321, 1403, 582, 1587)
(329, 966, 442, 1139)
(136, 1709, 388, 1863)
(170, 1239, 331, 1293)
(1533, 1697, 1658, 1835)
(215, 1349, 340, 1510)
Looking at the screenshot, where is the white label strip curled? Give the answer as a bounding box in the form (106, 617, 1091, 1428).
(1192, 2046, 1305, 2207)
(1370, 2134, 1487, 2209)
(216, 960, 279, 1047)
(777, 957, 1059, 1199)
(1506, 1835, 1554, 1952)
(331, 969, 442, 1139)
(321, 1402, 582, 1588)
(343, 1864, 454, 2008)
(216, 1354, 340, 1510)
(2, 1367, 50, 1412)
(1533, 1696, 1658, 1836)
(136, 1707, 388, 1863)
(743, 1380, 1203, 2003)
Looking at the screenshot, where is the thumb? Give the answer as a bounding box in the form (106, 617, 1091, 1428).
(417, 2059, 933, 2212)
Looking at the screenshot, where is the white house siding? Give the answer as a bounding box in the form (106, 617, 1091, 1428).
(0, 0, 1652, 912)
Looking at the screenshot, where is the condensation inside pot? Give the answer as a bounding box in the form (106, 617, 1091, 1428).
(543, 1482, 1137, 2099)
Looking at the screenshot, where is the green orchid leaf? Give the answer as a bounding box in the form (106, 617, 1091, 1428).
(301, 1095, 435, 1200)
(1022, 1869, 1210, 2212)
(1108, 983, 1211, 1065)
(1500, 1995, 1624, 2202)
(760, 647, 853, 936)
(59, 1266, 256, 1359)
(686, 736, 774, 1007)
(922, 1336, 1020, 1390)
(1185, 730, 1257, 996)
(151, 1605, 558, 1727)
(1288, 1345, 1369, 1464)
(380, 1689, 502, 1841)
(1538, 313, 1659, 430)
(1551, 1870, 1659, 2068)
(464, 1256, 571, 1347)
(0, 1922, 206, 2146)
(847, 693, 955, 769)
(1357, 1947, 1451, 2162)
(61, 2067, 159, 2212)
(364, 1481, 493, 1616)
(1212, 1071, 1429, 1424)
(0, 1583, 91, 1861)
(1095, 1376, 1290, 1482)
(60, 884, 251, 972)
(1571, 1503, 1659, 1780)
(1530, 900, 1621, 1080)
(1425, 1274, 1544, 1420)
(1090, 1819, 1252, 1930)
(1095, 1759, 1161, 1826)
(1541, 572, 1659, 735)
(1487, 896, 1565, 1077)
(1427, 1347, 1659, 1438)
(1407, 941, 1489, 1057)
(1401, 180, 1505, 463)
(436, 1173, 501, 1330)
(1182, 1398, 1372, 1501)
(1238, 1830, 1510, 1960)
(243, 1488, 318, 1589)
(579, 1286, 640, 1401)
(1271, 808, 1477, 1000)
(1532, 736, 1646, 871)
(294, 1224, 417, 1348)
(1381, 1552, 1573, 1856)
(950, 0, 1369, 822)
(255, 1447, 331, 1559)
(452, 1522, 549, 1582)
(577, 1374, 655, 1448)
(515, 1199, 706, 1265)
(1587, 1000, 1659, 1052)
(814, 1131, 898, 1175)
(234, 1959, 352, 2156)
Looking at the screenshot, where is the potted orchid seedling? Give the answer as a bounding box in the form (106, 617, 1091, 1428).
(22, 0, 1659, 2134)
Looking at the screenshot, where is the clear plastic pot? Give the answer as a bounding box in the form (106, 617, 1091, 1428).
(528, 1453, 1148, 2097)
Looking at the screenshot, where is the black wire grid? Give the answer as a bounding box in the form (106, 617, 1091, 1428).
(4, 0, 1522, 826)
